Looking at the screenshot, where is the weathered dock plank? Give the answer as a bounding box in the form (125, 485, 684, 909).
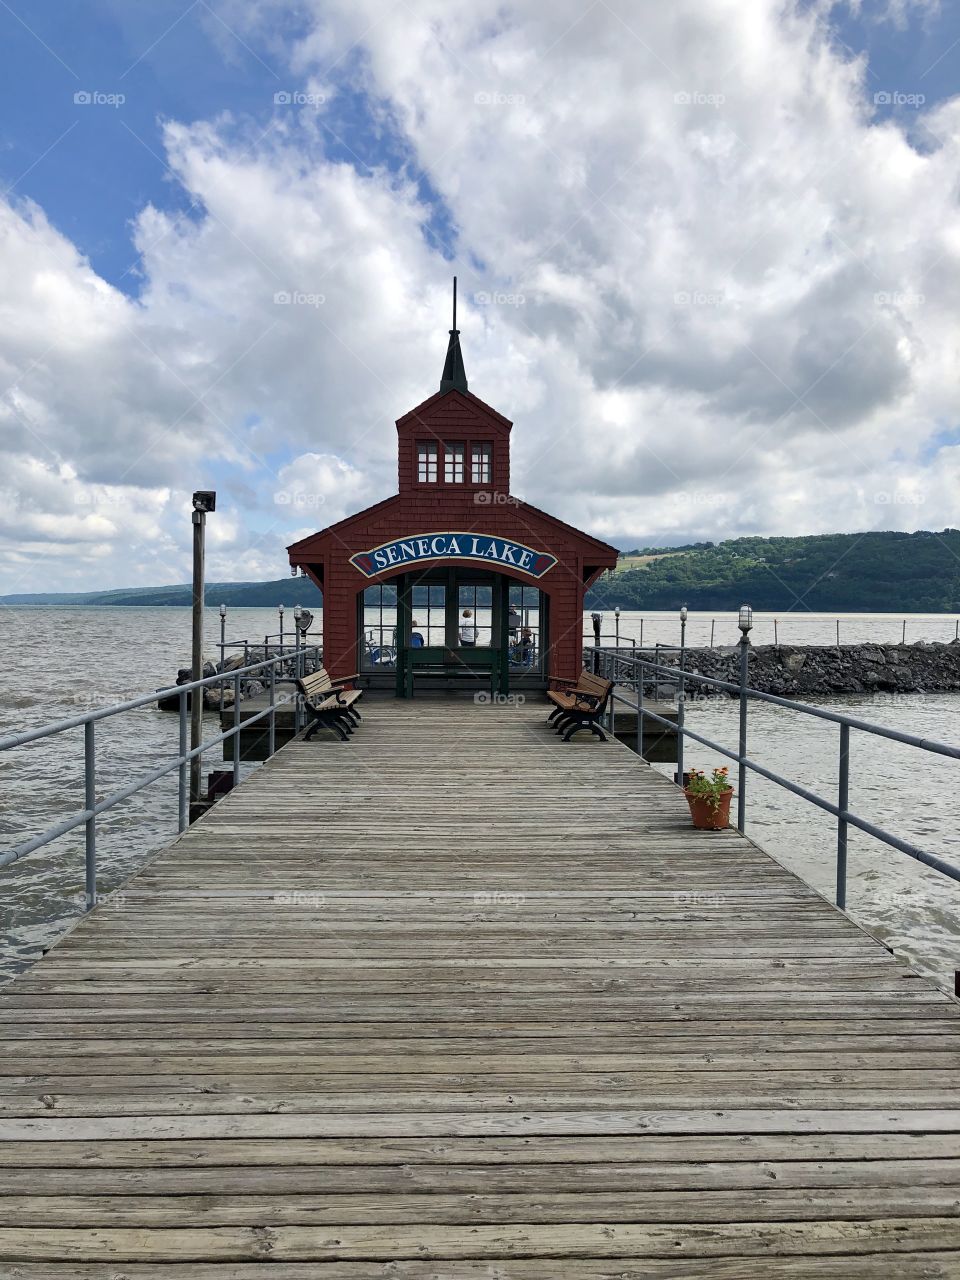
(1, 695, 959, 1273)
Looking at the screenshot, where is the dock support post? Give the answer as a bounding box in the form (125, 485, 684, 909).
(84, 720, 96, 911)
(177, 689, 188, 832)
(836, 722, 850, 909)
(233, 671, 242, 788)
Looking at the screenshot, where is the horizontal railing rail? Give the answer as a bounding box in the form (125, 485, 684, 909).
(585, 644, 960, 909)
(0, 645, 322, 908)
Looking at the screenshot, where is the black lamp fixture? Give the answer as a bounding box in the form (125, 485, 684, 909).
(192, 490, 216, 513)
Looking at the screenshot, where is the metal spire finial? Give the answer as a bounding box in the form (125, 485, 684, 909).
(440, 275, 468, 394)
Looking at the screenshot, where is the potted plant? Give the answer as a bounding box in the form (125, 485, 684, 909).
(684, 767, 733, 830)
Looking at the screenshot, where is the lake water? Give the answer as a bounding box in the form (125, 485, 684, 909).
(1, 606, 958, 991)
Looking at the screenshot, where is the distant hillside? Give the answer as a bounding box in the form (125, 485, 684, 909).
(0, 578, 324, 608)
(589, 530, 960, 612)
(5, 530, 960, 612)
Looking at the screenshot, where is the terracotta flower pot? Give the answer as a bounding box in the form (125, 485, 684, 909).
(684, 787, 733, 831)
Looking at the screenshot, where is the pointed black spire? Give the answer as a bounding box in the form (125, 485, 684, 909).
(439, 276, 468, 394)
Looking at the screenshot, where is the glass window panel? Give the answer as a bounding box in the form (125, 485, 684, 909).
(417, 442, 438, 482)
(361, 584, 396, 670)
(444, 442, 465, 482)
(470, 443, 492, 483)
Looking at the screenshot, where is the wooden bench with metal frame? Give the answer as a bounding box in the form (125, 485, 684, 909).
(296, 669, 363, 742)
(546, 671, 614, 742)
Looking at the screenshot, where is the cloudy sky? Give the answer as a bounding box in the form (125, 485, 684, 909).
(0, 0, 957, 592)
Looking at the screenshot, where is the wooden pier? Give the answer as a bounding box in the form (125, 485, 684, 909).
(2, 696, 960, 1275)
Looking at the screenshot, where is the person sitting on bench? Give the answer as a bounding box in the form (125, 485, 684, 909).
(460, 609, 477, 646)
(410, 619, 425, 648)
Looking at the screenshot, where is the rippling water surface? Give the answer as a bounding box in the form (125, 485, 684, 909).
(1, 606, 958, 989)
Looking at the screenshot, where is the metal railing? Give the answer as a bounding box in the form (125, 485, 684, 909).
(586, 643, 960, 909)
(0, 645, 322, 910)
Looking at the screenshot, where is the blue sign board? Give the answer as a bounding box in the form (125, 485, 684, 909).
(350, 532, 558, 579)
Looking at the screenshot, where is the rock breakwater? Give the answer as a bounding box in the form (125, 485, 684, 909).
(651, 642, 960, 698)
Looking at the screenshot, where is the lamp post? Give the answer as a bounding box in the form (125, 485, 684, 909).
(219, 603, 226, 672)
(614, 605, 621, 651)
(590, 612, 602, 674)
(293, 606, 302, 733)
(279, 603, 285, 651)
(677, 606, 688, 786)
(190, 491, 216, 808)
(737, 603, 753, 833)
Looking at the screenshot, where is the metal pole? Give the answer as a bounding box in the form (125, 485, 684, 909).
(269, 662, 276, 757)
(774, 618, 778, 648)
(84, 720, 96, 911)
(177, 688, 188, 832)
(279, 605, 285, 651)
(233, 671, 241, 788)
(189, 508, 205, 805)
(902, 619, 906, 644)
(836, 619, 841, 651)
(836, 722, 850, 909)
(677, 619, 686, 786)
(219, 606, 226, 672)
(640, 665, 647, 752)
(737, 636, 750, 832)
(294, 628, 302, 734)
(639, 618, 644, 649)
(710, 619, 715, 648)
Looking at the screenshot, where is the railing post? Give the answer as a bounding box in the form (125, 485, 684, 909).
(233, 671, 242, 788)
(268, 661, 277, 758)
(84, 720, 96, 911)
(637, 661, 644, 757)
(837, 722, 850, 909)
(177, 688, 188, 832)
(676, 685, 685, 791)
(294, 630, 303, 734)
(737, 635, 750, 832)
